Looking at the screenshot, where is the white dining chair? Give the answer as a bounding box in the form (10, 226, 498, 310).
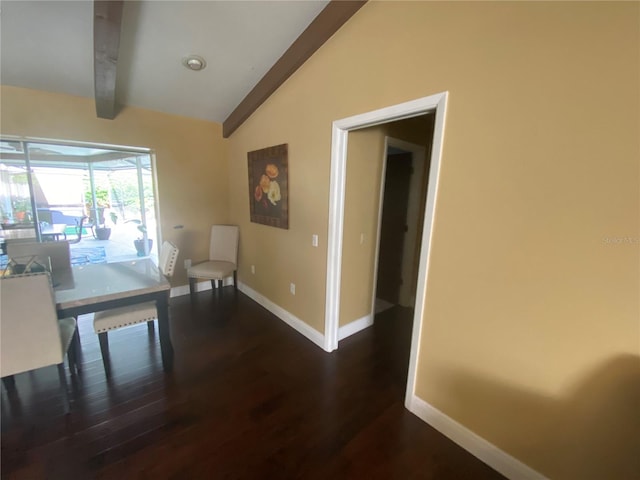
(187, 225, 239, 295)
(92, 240, 179, 376)
(0, 272, 78, 413)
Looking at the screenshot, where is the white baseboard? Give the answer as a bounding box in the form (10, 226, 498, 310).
(338, 314, 373, 341)
(238, 281, 325, 350)
(407, 395, 546, 480)
(171, 277, 233, 297)
(170, 284, 192, 297)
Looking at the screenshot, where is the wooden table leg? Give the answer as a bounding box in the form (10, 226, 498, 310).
(156, 293, 174, 372)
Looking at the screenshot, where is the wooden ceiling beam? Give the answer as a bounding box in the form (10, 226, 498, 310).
(93, 0, 124, 120)
(222, 0, 367, 138)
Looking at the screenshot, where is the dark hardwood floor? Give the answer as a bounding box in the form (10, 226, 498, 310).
(2, 289, 505, 479)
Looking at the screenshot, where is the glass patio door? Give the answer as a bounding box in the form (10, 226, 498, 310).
(0, 141, 38, 249)
(1, 139, 157, 263)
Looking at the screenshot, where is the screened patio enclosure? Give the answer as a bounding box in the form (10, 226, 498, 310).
(0, 139, 158, 264)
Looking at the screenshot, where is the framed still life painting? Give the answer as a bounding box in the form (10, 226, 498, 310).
(248, 143, 289, 229)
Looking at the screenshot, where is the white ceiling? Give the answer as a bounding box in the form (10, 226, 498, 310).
(0, 0, 330, 123)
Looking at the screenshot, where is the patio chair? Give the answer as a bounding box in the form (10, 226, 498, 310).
(67, 216, 89, 244)
(187, 225, 239, 295)
(1, 272, 79, 413)
(92, 241, 179, 377)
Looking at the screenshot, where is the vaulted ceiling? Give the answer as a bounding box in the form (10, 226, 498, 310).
(1, 1, 365, 136)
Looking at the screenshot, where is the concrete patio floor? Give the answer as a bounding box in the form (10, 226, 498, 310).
(69, 220, 158, 264)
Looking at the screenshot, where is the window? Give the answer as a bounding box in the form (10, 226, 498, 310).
(0, 139, 159, 265)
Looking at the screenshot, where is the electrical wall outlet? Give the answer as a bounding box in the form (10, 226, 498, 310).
(251, 264, 255, 274)
(184, 259, 191, 269)
(312, 234, 318, 247)
(290, 282, 296, 295)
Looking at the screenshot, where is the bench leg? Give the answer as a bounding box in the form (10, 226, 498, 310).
(67, 329, 79, 374)
(98, 332, 111, 377)
(57, 363, 70, 414)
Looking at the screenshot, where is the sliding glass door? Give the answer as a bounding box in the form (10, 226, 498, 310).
(1, 139, 158, 264)
(0, 140, 37, 245)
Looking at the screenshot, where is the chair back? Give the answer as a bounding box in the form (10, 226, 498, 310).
(7, 241, 71, 273)
(68, 216, 88, 244)
(209, 225, 239, 265)
(0, 272, 65, 378)
(158, 240, 179, 278)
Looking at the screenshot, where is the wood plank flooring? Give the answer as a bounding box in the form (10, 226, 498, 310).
(1, 289, 505, 479)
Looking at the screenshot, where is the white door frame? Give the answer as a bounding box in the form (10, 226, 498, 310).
(324, 92, 448, 403)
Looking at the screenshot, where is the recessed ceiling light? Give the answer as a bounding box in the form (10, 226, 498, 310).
(182, 55, 206, 71)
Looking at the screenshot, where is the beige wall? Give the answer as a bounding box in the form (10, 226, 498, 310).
(228, 2, 639, 478)
(340, 126, 385, 325)
(0, 85, 229, 286)
(3, 1, 637, 476)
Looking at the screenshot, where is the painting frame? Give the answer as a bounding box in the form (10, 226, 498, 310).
(247, 143, 289, 229)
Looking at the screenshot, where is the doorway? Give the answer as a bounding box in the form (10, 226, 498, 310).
(374, 137, 428, 313)
(324, 92, 448, 407)
(376, 150, 412, 307)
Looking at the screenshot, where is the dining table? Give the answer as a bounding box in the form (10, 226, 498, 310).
(54, 258, 174, 372)
(2, 223, 68, 242)
(41, 223, 68, 241)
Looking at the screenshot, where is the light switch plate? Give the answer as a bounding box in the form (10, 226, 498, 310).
(312, 234, 318, 247)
